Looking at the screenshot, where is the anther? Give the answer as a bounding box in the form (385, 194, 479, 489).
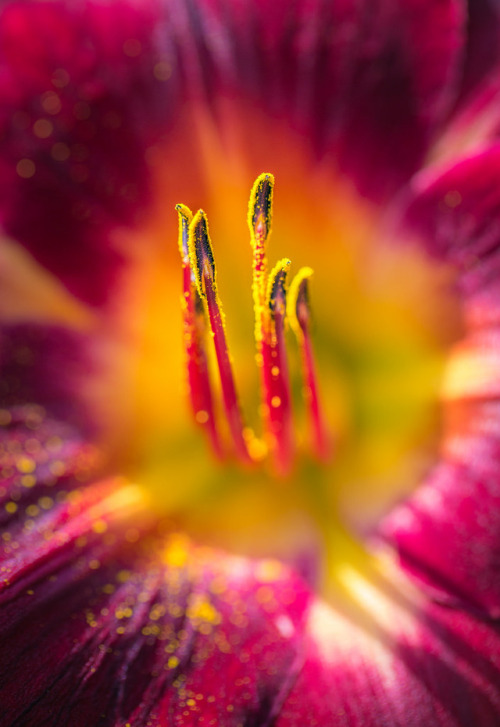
(288, 268, 329, 460)
(188, 211, 252, 464)
(248, 173, 274, 345)
(177, 173, 328, 472)
(264, 259, 294, 474)
(176, 205, 223, 458)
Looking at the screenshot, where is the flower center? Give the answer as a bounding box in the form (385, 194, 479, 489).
(177, 173, 328, 476)
(109, 110, 460, 565)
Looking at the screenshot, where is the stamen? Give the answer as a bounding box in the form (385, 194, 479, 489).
(177, 173, 328, 472)
(264, 259, 294, 474)
(248, 174, 294, 470)
(188, 211, 252, 464)
(288, 268, 330, 460)
(248, 172, 274, 345)
(176, 204, 223, 458)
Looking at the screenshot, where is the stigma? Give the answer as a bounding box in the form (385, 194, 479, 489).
(176, 173, 329, 475)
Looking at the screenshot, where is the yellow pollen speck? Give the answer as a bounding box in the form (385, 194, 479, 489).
(125, 528, 140, 543)
(271, 396, 281, 408)
(17, 456, 35, 474)
(89, 559, 101, 570)
(92, 519, 108, 534)
(271, 365, 280, 377)
(0, 410, 12, 426)
(33, 119, 53, 138)
(16, 159, 35, 179)
(195, 410, 209, 424)
(154, 61, 172, 81)
(117, 569, 131, 583)
(49, 460, 66, 477)
(51, 142, 70, 162)
(47, 436, 62, 451)
(26, 504, 39, 517)
(256, 585, 274, 604)
(164, 535, 189, 568)
(256, 560, 283, 582)
(41, 91, 61, 115)
(5, 501, 17, 514)
(187, 596, 221, 626)
(168, 656, 179, 669)
(247, 437, 267, 461)
(38, 496, 53, 510)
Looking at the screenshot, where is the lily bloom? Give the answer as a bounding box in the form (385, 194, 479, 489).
(1, 0, 500, 725)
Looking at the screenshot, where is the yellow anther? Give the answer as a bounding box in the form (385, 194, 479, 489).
(266, 258, 291, 317)
(248, 172, 274, 242)
(188, 210, 217, 299)
(248, 173, 275, 344)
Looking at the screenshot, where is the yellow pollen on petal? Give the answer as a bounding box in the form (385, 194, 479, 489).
(16, 159, 36, 179)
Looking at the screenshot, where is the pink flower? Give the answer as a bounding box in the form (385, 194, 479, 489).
(1, 1, 500, 724)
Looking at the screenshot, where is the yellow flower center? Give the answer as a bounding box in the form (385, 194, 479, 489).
(110, 105, 460, 578)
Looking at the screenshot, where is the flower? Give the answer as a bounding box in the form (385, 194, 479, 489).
(1, 0, 500, 725)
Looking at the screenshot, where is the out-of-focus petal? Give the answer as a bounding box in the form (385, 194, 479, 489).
(383, 146, 500, 616)
(0, 0, 467, 304)
(277, 590, 500, 726)
(0, 401, 312, 726)
(0, 323, 100, 434)
(0, 0, 177, 305)
(179, 0, 465, 199)
(3, 402, 500, 726)
(460, 0, 500, 97)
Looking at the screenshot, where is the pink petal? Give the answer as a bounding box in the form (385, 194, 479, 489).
(0, 0, 176, 305)
(277, 594, 500, 726)
(0, 403, 313, 725)
(460, 0, 500, 98)
(177, 0, 465, 198)
(383, 146, 500, 616)
(0, 323, 99, 434)
(0, 0, 467, 306)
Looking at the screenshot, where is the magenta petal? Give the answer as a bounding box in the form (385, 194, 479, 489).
(0, 0, 176, 305)
(190, 0, 465, 197)
(382, 145, 500, 616)
(461, 0, 500, 98)
(401, 145, 500, 325)
(0, 323, 99, 434)
(277, 597, 500, 726)
(402, 145, 500, 270)
(0, 406, 311, 725)
(331, 0, 465, 198)
(382, 459, 500, 616)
